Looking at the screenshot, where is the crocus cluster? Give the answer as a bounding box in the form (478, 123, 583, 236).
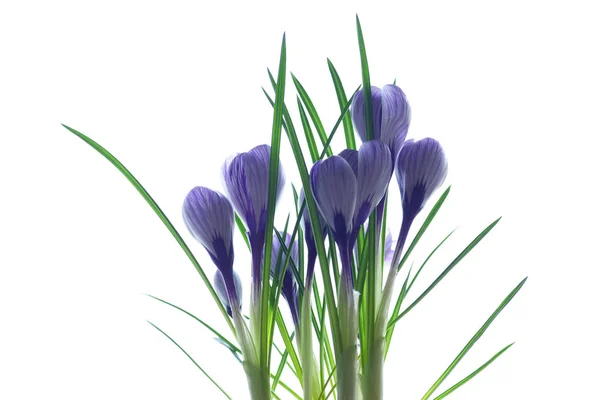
(181, 83, 447, 400)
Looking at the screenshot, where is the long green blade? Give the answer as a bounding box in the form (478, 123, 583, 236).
(147, 294, 240, 354)
(389, 217, 502, 328)
(62, 124, 234, 334)
(148, 321, 231, 399)
(327, 58, 355, 149)
(291, 73, 333, 157)
(434, 343, 515, 399)
(356, 15, 374, 140)
(297, 96, 320, 163)
(261, 33, 287, 368)
(422, 278, 527, 399)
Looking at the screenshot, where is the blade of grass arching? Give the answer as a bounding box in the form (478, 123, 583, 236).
(261, 33, 287, 369)
(356, 15, 374, 141)
(422, 279, 526, 399)
(298, 97, 320, 163)
(214, 337, 243, 364)
(317, 364, 338, 400)
(292, 184, 305, 282)
(396, 186, 451, 272)
(148, 321, 231, 399)
(275, 310, 303, 383)
(273, 376, 303, 400)
(235, 213, 250, 251)
(388, 217, 502, 328)
(327, 58, 356, 150)
(434, 343, 515, 400)
(62, 124, 235, 335)
(273, 342, 302, 381)
(147, 294, 240, 353)
(271, 334, 293, 391)
(291, 73, 332, 157)
(385, 229, 455, 356)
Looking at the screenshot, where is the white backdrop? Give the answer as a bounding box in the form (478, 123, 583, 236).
(1, 1, 599, 399)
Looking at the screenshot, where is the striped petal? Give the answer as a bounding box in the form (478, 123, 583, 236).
(351, 86, 382, 142)
(183, 186, 234, 272)
(381, 84, 411, 159)
(222, 144, 285, 236)
(310, 156, 357, 242)
(354, 140, 393, 229)
(396, 138, 448, 218)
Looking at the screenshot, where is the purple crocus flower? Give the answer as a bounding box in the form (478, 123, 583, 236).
(351, 84, 411, 161)
(183, 186, 240, 308)
(214, 269, 243, 317)
(391, 138, 448, 268)
(310, 140, 392, 285)
(222, 144, 285, 290)
(270, 232, 299, 326)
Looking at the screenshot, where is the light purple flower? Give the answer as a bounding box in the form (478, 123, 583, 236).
(183, 186, 235, 272)
(271, 232, 299, 325)
(351, 84, 411, 160)
(222, 144, 285, 239)
(396, 138, 448, 219)
(214, 269, 243, 317)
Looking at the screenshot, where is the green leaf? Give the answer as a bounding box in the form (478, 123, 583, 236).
(62, 124, 235, 334)
(271, 332, 294, 390)
(235, 213, 250, 251)
(356, 15, 374, 140)
(297, 96, 320, 163)
(261, 33, 287, 369)
(385, 229, 455, 355)
(396, 186, 451, 272)
(434, 343, 515, 399)
(148, 321, 232, 399)
(421, 278, 527, 399)
(389, 217, 502, 328)
(291, 73, 333, 157)
(327, 58, 356, 150)
(147, 294, 240, 354)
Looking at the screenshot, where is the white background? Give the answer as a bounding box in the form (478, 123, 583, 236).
(1, 1, 599, 399)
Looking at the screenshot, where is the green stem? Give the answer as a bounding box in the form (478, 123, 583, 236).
(337, 275, 358, 400)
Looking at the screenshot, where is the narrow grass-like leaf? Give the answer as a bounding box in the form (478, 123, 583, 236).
(396, 186, 451, 272)
(356, 15, 374, 140)
(421, 278, 527, 399)
(297, 97, 320, 163)
(434, 343, 515, 399)
(261, 34, 287, 369)
(271, 332, 294, 390)
(147, 294, 240, 353)
(327, 58, 356, 149)
(148, 321, 231, 399)
(385, 229, 455, 355)
(317, 364, 338, 400)
(62, 124, 234, 334)
(291, 73, 332, 156)
(235, 213, 250, 251)
(389, 217, 502, 328)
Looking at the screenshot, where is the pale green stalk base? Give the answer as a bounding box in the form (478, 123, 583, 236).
(338, 278, 359, 400)
(244, 362, 271, 400)
(233, 309, 269, 400)
(362, 267, 398, 400)
(300, 288, 322, 400)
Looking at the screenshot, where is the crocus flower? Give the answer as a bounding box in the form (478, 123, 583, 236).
(396, 138, 448, 221)
(214, 269, 243, 317)
(351, 84, 411, 161)
(222, 144, 285, 288)
(183, 186, 235, 273)
(390, 138, 448, 269)
(310, 140, 392, 285)
(270, 232, 299, 326)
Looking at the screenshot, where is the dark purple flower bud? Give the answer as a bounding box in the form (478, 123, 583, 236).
(351, 84, 411, 160)
(214, 269, 243, 317)
(222, 144, 285, 237)
(396, 138, 448, 220)
(270, 232, 300, 326)
(298, 189, 327, 251)
(310, 156, 357, 243)
(183, 186, 235, 272)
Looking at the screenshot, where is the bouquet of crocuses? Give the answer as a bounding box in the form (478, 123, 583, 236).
(64, 17, 525, 400)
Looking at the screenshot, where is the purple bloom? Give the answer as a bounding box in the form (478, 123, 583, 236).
(270, 232, 299, 326)
(222, 144, 285, 239)
(351, 84, 411, 160)
(183, 186, 235, 273)
(396, 138, 448, 220)
(214, 269, 243, 317)
(310, 140, 392, 285)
